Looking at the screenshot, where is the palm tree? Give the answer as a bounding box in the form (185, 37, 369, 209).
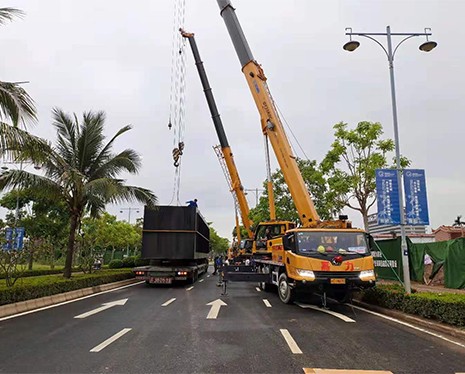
(0, 108, 157, 278)
(0, 7, 37, 127)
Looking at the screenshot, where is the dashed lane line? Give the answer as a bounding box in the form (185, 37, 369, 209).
(296, 302, 355, 323)
(263, 299, 272, 308)
(255, 287, 261, 292)
(280, 329, 303, 354)
(90, 328, 132, 352)
(186, 286, 194, 291)
(199, 279, 204, 283)
(349, 304, 465, 349)
(161, 298, 176, 307)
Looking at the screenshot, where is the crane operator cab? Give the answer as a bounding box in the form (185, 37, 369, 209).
(253, 221, 296, 258)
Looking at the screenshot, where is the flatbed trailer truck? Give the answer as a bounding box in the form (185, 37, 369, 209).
(133, 205, 210, 285)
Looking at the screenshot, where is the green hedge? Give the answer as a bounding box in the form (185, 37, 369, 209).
(0, 269, 134, 306)
(361, 284, 465, 327)
(0, 268, 81, 279)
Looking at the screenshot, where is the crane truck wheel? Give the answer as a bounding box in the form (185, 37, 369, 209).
(278, 273, 295, 304)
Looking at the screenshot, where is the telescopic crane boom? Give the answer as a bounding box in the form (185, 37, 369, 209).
(181, 29, 254, 238)
(216, 0, 324, 227)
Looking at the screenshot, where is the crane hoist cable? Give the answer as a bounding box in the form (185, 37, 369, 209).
(167, 0, 187, 205)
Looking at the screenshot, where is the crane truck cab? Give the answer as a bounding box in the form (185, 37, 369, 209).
(280, 228, 376, 300)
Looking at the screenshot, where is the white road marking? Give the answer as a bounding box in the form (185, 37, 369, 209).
(74, 298, 128, 319)
(255, 287, 261, 292)
(198, 279, 204, 283)
(296, 302, 355, 323)
(90, 328, 132, 352)
(207, 275, 211, 278)
(186, 286, 194, 291)
(350, 304, 465, 349)
(161, 298, 176, 307)
(280, 329, 302, 354)
(263, 299, 272, 308)
(0, 281, 144, 322)
(206, 299, 227, 319)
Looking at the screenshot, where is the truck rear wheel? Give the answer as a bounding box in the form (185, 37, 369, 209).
(278, 273, 295, 304)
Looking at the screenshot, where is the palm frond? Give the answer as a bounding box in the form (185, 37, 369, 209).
(0, 81, 37, 127)
(0, 8, 24, 25)
(77, 111, 105, 172)
(90, 125, 132, 174)
(85, 178, 157, 208)
(0, 169, 62, 201)
(0, 121, 52, 163)
(91, 149, 141, 179)
(52, 108, 78, 166)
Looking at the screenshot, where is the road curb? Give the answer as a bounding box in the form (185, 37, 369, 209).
(0, 278, 139, 319)
(352, 299, 465, 342)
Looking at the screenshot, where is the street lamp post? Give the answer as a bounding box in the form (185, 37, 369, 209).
(120, 207, 140, 224)
(343, 26, 437, 294)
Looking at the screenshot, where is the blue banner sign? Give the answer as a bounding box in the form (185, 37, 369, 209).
(375, 169, 401, 225)
(3, 227, 26, 251)
(3, 227, 13, 251)
(403, 169, 429, 225)
(14, 227, 25, 250)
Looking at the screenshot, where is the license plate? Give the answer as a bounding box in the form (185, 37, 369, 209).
(330, 278, 346, 284)
(149, 277, 172, 284)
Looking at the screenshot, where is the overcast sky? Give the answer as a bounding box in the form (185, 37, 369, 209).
(1, 0, 464, 239)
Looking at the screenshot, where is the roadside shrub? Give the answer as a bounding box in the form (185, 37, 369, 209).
(361, 285, 465, 327)
(108, 259, 124, 269)
(0, 269, 134, 306)
(121, 256, 136, 268)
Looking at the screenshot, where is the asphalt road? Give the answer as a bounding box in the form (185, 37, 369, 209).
(0, 268, 463, 374)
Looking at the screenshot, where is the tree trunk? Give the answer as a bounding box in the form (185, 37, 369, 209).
(64, 213, 79, 278)
(28, 249, 33, 271)
(361, 207, 369, 232)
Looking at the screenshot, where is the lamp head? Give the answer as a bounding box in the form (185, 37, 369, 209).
(419, 40, 437, 52)
(343, 40, 360, 52)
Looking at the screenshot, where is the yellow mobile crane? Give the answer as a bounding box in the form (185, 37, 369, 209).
(216, 0, 376, 304)
(181, 29, 295, 262)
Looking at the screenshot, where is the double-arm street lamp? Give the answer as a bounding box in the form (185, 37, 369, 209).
(120, 207, 140, 224)
(343, 26, 437, 294)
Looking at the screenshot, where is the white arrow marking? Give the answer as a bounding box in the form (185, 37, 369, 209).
(161, 298, 176, 307)
(280, 329, 302, 354)
(206, 299, 227, 319)
(263, 299, 272, 308)
(295, 302, 355, 323)
(90, 328, 132, 352)
(74, 298, 128, 319)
